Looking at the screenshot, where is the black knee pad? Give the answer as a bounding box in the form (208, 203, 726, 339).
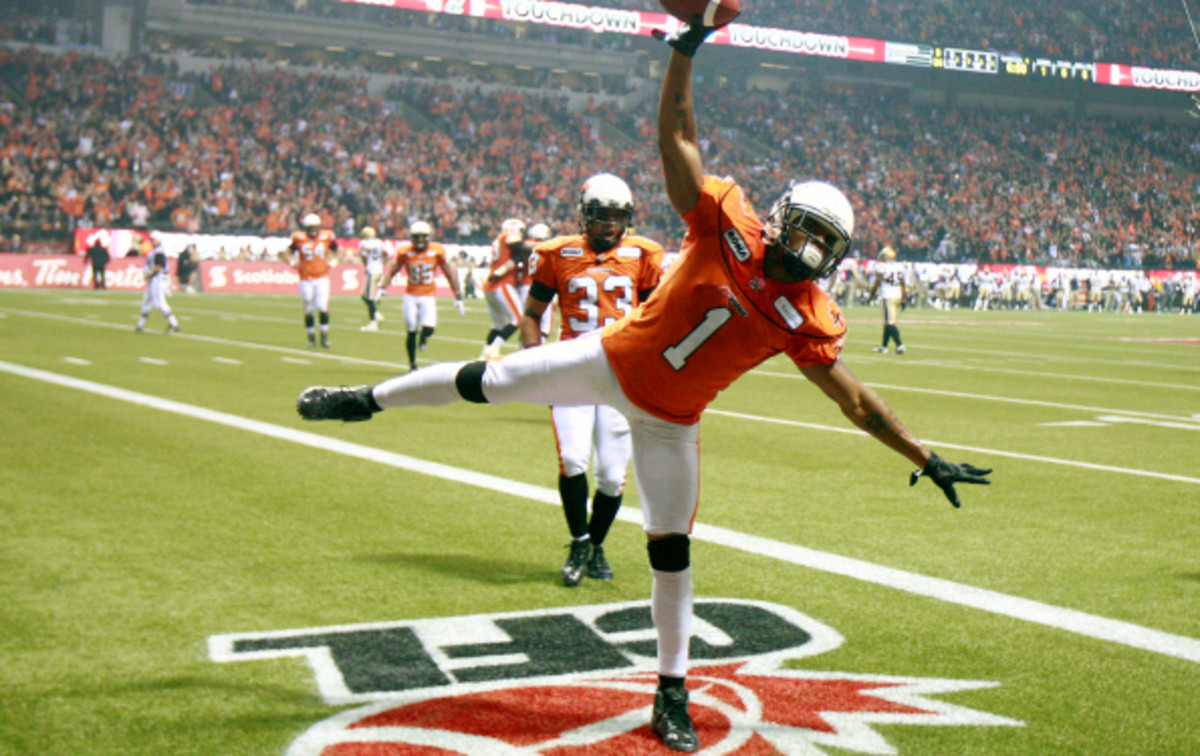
(318, 312, 330, 325)
(647, 535, 690, 572)
(455, 361, 489, 404)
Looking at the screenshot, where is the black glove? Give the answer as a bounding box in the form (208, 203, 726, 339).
(651, 16, 718, 58)
(909, 452, 991, 508)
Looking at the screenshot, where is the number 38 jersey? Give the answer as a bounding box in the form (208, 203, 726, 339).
(601, 175, 846, 425)
(528, 234, 665, 341)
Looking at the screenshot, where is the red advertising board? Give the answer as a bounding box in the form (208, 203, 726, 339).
(0, 253, 456, 296)
(0, 253, 148, 290)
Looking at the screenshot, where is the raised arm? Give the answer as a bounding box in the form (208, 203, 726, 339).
(657, 50, 704, 218)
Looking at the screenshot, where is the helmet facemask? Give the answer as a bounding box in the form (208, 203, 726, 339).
(409, 221, 432, 252)
(581, 205, 631, 253)
(578, 173, 634, 253)
(764, 181, 854, 281)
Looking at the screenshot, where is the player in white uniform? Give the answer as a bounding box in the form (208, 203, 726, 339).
(868, 246, 907, 354)
(974, 270, 997, 310)
(135, 232, 181, 334)
(1181, 273, 1197, 314)
(358, 227, 390, 331)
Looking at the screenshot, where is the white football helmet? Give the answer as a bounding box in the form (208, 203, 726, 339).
(528, 223, 551, 241)
(578, 173, 633, 252)
(408, 220, 432, 251)
(301, 213, 322, 235)
(501, 218, 526, 243)
(764, 180, 854, 280)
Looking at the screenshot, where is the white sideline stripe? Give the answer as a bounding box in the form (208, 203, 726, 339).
(2, 358, 1199, 666)
(62, 357, 91, 366)
(212, 357, 242, 365)
(281, 357, 311, 365)
(138, 357, 168, 365)
(706, 410, 1200, 486)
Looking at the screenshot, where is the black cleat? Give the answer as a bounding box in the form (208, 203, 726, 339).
(586, 543, 613, 580)
(296, 385, 380, 422)
(307, 334, 317, 348)
(651, 686, 699, 752)
(561, 539, 591, 587)
(320, 334, 331, 348)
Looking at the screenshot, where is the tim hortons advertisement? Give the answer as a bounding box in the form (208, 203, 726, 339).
(0, 253, 455, 296)
(0, 253, 148, 290)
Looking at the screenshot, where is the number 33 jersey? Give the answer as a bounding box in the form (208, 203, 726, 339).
(528, 234, 665, 341)
(602, 176, 847, 425)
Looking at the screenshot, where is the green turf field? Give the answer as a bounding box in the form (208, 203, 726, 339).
(1, 287, 1197, 755)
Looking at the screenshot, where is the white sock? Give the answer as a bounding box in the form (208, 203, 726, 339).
(652, 566, 693, 678)
(372, 361, 466, 409)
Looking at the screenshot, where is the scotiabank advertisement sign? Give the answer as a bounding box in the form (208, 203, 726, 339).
(201, 260, 395, 295)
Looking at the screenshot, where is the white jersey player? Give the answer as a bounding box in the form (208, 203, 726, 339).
(358, 227, 389, 331)
(135, 233, 180, 334)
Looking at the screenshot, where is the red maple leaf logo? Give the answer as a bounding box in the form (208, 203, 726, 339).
(291, 661, 1021, 755)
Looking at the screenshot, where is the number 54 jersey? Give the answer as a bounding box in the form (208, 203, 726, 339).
(601, 176, 847, 425)
(529, 233, 665, 341)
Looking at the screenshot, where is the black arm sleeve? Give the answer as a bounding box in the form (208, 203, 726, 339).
(528, 280, 557, 303)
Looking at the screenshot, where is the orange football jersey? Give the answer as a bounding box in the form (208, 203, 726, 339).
(289, 229, 337, 280)
(529, 234, 664, 341)
(483, 232, 520, 292)
(394, 241, 450, 296)
(602, 176, 846, 425)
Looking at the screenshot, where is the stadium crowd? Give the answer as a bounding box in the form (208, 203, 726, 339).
(1, 43, 1197, 269)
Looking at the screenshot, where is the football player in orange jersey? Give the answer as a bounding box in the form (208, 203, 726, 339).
(480, 218, 528, 359)
(519, 174, 666, 588)
(380, 221, 465, 372)
(283, 212, 339, 348)
(518, 222, 554, 341)
(297, 21, 991, 753)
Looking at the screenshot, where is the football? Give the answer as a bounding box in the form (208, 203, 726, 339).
(658, 0, 741, 27)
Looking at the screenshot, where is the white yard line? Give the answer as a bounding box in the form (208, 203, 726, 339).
(1, 358, 1198, 666)
(4, 304, 1196, 409)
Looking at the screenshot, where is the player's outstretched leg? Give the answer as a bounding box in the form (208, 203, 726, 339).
(296, 386, 381, 422)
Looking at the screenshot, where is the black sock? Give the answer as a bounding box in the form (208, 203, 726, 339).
(559, 473, 589, 539)
(588, 491, 622, 546)
(406, 332, 418, 365)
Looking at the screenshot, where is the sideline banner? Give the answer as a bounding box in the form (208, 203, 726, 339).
(0, 253, 147, 290)
(0, 254, 457, 296)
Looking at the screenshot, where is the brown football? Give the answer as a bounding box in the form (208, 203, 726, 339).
(658, 0, 741, 27)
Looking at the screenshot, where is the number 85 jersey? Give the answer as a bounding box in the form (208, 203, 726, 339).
(601, 176, 847, 425)
(528, 233, 665, 341)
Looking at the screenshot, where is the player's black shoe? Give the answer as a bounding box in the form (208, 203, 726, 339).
(296, 385, 380, 422)
(586, 543, 613, 580)
(561, 539, 591, 587)
(651, 685, 699, 753)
